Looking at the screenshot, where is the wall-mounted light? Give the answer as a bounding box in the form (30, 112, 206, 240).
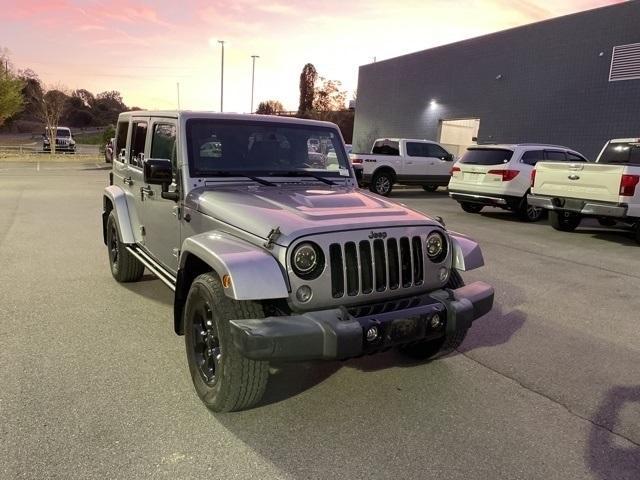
(495, 74, 503, 80)
(430, 99, 438, 108)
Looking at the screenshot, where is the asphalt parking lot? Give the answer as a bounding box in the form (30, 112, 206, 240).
(1, 162, 639, 480)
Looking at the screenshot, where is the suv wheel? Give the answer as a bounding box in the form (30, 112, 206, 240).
(517, 198, 544, 222)
(370, 171, 394, 196)
(460, 202, 483, 214)
(397, 270, 469, 360)
(422, 185, 439, 192)
(106, 211, 144, 282)
(549, 210, 581, 232)
(184, 272, 269, 412)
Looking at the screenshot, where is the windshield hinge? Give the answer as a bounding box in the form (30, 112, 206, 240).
(263, 226, 282, 250)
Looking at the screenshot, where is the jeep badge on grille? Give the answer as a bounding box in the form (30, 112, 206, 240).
(368, 231, 388, 239)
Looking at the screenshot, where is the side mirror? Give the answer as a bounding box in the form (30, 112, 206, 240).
(444, 153, 454, 161)
(144, 158, 172, 186)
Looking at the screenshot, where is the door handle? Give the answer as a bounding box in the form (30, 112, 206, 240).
(140, 186, 154, 200)
(123, 176, 133, 186)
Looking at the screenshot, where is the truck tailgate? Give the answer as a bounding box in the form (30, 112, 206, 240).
(533, 162, 624, 203)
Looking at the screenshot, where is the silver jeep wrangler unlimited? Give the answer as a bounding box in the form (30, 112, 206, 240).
(102, 111, 494, 412)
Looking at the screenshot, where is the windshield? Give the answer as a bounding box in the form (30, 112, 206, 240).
(186, 119, 350, 177)
(459, 148, 513, 165)
(598, 141, 640, 165)
(56, 128, 70, 137)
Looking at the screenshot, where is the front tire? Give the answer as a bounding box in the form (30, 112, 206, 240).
(460, 202, 483, 214)
(184, 273, 269, 412)
(397, 270, 468, 360)
(370, 171, 394, 196)
(106, 211, 144, 282)
(549, 210, 581, 232)
(517, 198, 544, 222)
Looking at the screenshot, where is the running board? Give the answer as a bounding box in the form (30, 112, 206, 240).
(125, 246, 176, 291)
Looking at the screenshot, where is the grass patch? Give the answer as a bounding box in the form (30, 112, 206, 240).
(74, 131, 105, 145)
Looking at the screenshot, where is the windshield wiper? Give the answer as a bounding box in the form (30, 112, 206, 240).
(206, 171, 276, 186)
(267, 171, 336, 185)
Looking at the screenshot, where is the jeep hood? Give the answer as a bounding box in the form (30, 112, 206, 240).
(189, 184, 440, 246)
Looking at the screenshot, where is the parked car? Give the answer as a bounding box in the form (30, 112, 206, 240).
(352, 138, 454, 196)
(448, 144, 587, 221)
(528, 138, 640, 241)
(102, 111, 494, 412)
(43, 126, 76, 153)
(104, 137, 114, 163)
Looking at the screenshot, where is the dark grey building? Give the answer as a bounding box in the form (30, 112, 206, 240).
(353, 2, 640, 159)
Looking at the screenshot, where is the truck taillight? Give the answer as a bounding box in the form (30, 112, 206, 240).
(351, 158, 363, 164)
(530, 169, 537, 188)
(619, 174, 640, 196)
(451, 166, 461, 175)
(487, 169, 519, 181)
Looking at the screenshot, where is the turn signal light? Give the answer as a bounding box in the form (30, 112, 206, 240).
(619, 174, 640, 196)
(488, 169, 520, 181)
(531, 169, 537, 188)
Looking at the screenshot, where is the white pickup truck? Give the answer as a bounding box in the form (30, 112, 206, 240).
(351, 138, 454, 196)
(528, 138, 640, 242)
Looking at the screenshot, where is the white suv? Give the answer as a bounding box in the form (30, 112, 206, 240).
(448, 144, 587, 221)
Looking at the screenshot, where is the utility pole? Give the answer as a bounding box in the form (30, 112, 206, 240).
(250, 55, 259, 113)
(218, 40, 225, 112)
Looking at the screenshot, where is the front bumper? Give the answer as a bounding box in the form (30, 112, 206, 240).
(229, 281, 494, 361)
(527, 194, 628, 218)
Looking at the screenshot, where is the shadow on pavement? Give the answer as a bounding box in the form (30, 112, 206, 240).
(121, 275, 173, 306)
(587, 386, 640, 480)
(459, 305, 527, 353)
(572, 227, 637, 247)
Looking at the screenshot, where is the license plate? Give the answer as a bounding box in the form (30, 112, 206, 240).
(464, 172, 484, 183)
(390, 317, 420, 340)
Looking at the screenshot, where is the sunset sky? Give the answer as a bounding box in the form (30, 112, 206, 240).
(0, 0, 624, 113)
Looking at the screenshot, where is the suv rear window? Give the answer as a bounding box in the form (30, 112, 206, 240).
(459, 148, 513, 165)
(599, 142, 640, 165)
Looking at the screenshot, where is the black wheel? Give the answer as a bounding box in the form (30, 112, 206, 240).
(184, 273, 269, 412)
(460, 202, 483, 214)
(422, 185, 439, 192)
(397, 270, 468, 360)
(370, 171, 394, 196)
(517, 197, 544, 222)
(106, 211, 144, 282)
(549, 210, 581, 232)
(634, 223, 640, 245)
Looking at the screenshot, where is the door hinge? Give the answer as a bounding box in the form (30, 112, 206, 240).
(172, 206, 181, 218)
(140, 225, 146, 236)
(172, 248, 180, 259)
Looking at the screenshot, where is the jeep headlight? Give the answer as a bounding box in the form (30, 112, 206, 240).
(291, 242, 324, 280)
(426, 232, 447, 262)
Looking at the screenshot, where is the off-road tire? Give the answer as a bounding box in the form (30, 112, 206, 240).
(549, 210, 581, 232)
(370, 171, 394, 196)
(398, 270, 468, 360)
(106, 211, 144, 282)
(460, 202, 483, 214)
(517, 197, 544, 222)
(184, 273, 269, 412)
(422, 185, 439, 192)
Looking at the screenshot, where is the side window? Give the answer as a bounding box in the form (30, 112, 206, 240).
(372, 140, 400, 155)
(150, 123, 177, 170)
(426, 144, 449, 159)
(115, 121, 129, 162)
(130, 122, 148, 168)
(545, 150, 567, 161)
(406, 142, 424, 157)
(521, 150, 545, 166)
(567, 152, 586, 162)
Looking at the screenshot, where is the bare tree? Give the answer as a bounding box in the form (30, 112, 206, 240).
(38, 85, 69, 154)
(313, 77, 347, 112)
(256, 100, 284, 115)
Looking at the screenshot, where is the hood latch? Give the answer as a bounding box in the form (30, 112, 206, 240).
(263, 226, 282, 250)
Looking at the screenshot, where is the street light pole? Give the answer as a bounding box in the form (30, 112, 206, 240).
(218, 40, 225, 112)
(250, 55, 259, 113)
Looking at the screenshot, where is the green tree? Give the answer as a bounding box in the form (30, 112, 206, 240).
(38, 87, 70, 154)
(298, 63, 317, 114)
(0, 73, 24, 127)
(256, 100, 284, 115)
(313, 77, 347, 112)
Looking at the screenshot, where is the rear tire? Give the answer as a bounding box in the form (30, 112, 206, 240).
(460, 202, 483, 214)
(517, 197, 544, 222)
(397, 270, 468, 360)
(422, 185, 439, 192)
(106, 211, 144, 282)
(549, 210, 581, 232)
(370, 171, 394, 196)
(184, 273, 269, 412)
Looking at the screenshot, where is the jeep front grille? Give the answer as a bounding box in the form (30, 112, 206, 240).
(329, 236, 424, 298)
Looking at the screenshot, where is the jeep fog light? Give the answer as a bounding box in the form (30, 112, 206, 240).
(430, 313, 443, 329)
(438, 267, 449, 283)
(365, 326, 379, 342)
(296, 285, 313, 303)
